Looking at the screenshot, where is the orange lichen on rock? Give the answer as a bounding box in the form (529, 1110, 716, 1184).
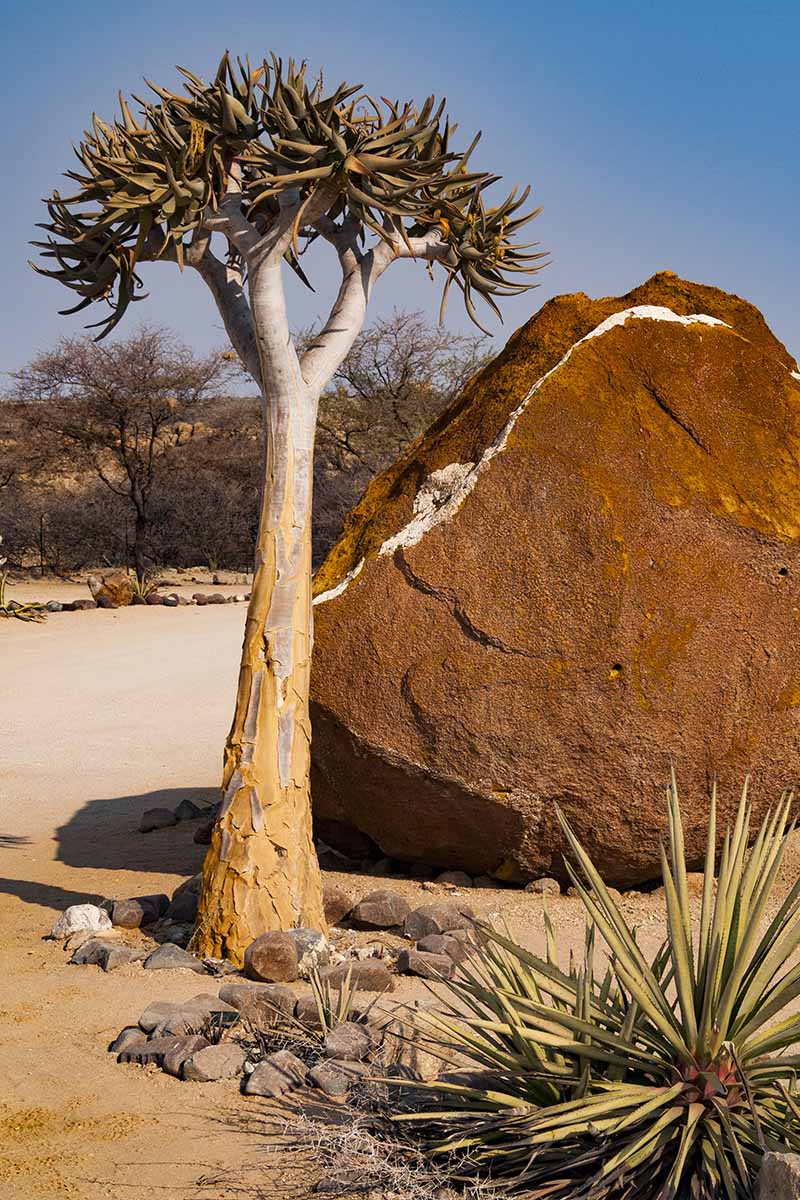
(310, 273, 800, 885)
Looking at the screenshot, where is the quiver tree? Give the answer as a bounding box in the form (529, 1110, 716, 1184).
(35, 52, 547, 963)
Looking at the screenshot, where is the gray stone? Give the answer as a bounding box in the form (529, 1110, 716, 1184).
(156, 998, 237, 1038)
(51, 903, 112, 939)
(435, 871, 473, 888)
(182, 1042, 247, 1082)
(192, 592, 208, 605)
(403, 903, 474, 941)
(72, 598, 96, 610)
(324, 1022, 372, 1062)
(396, 948, 454, 980)
(142, 944, 206, 973)
(70, 938, 143, 971)
(146, 593, 164, 606)
(416, 933, 471, 964)
(162, 1034, 210, 1078)
(174, 798, 203, 822)
(118, 1035, 183, 1067)
(349, 889, 410, 930)
(108, 1026, 148, 1054)
(218, 982, 295, 1026)
(318, 960, 394, 993)
(294, 994, 325, 1030)
(243, 1049, 306, 1097)
(172, 872, 203, 899)
(139, 807, 178, 833)
(207, 593, 226, 604)
(161, 594, 179, 607)
(308, 1059, 368, 1097)
(165, 890, 199, 923)
(525, 877, 561, 896)
(757, 1153, 800, 1199)
(193, 817, 215, 845)
(139, 993, 229, 1035)
(46, 600, 63, 612)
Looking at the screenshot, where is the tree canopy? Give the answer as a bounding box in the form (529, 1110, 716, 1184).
(33, 53, 546, 340)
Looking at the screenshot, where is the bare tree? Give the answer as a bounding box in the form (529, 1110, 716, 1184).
(314, 310, 489, 475)
(9, 327, 230, 580)
(34, 52, 546, 962)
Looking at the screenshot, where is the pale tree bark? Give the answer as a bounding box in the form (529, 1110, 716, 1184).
(186, 178, 446, 963)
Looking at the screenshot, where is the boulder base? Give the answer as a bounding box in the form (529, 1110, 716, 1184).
(310, 273, 800, 885)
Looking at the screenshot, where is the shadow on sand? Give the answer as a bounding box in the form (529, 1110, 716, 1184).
(53, 785, 219, 875)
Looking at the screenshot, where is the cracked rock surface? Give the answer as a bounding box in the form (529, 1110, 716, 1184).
(310, 272, 800, 886)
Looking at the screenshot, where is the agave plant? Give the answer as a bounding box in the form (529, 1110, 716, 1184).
(401, 777, 800, 1198)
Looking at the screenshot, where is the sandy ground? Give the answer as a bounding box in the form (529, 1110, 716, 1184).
(2, 581, 799, 1199)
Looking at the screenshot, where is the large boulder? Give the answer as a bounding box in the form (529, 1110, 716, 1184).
(310, 273, 800, 886)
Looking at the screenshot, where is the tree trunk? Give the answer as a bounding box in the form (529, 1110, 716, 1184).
(191, 282, 326, 963)
(132, 511, 148, 582)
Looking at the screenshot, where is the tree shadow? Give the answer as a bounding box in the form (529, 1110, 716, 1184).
(0, 876, 107, 913)
(53, 786, 219, 875)
(0, 835, 31, 847)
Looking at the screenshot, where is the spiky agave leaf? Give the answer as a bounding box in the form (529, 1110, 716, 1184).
(396, 778, 800, 1198)
(34, 52, 546, 338)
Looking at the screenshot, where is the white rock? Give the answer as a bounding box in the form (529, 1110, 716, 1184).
(50, 904, 112, 939)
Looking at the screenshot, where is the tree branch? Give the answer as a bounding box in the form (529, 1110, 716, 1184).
(188, 236, 262, 388)
(300, 225, 447, 398)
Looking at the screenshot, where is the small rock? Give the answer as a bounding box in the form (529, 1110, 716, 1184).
(108, 1026, 148, 1054)
(72, 598, 96, 610)
(138, 1000, 177, 1033)
(110, 895, 167, 928)
(70, 938, 143, 971)
(416, 933, 471, 964)
(396, 948, 453, 979)
(139, 807, 179, 833)
(757, 1152, 800, 1199)
(162, 1034, 210, 1078)
(308, 1059, 368, 1097)
(319, 960, 394, 994)
(146, 593, 163, 606)
(118, 1035, 183, 1067)
(323, 884, 354, 927)
(172, 872, 203, 899)
(207, 593, 226, 605)
(182, 1042, 247, 1082)
(51, 903, 112, 940)
(324, 1021, 372, 1061)
(294, 994, 325, 1029)
(218, 982, 295, 1026)
(193, 593, 208, 605)
(243, 1049, 306, 1097)
(350, 889, 411, 931)
(160, 923, 193, 946)
(524, 877, 561, 896)
(403, 903, 474, 941)
(174, 798, 203, 822)
(244, 928, 329, 984)
(193, 817, 215, 844)
(143, 944, 206, 973)
(435, 870, 473, 888)
(131, 594, 146, 606)
(46, 600, 63, 612)
(162, 594, 179, 608)
(165, 890, 199, 923)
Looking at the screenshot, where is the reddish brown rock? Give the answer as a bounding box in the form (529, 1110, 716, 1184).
(310, 273, 800, 885)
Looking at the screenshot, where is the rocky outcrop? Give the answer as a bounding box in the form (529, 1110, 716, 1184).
(87, 571, 134, 607)
(310, 273, 800, 885)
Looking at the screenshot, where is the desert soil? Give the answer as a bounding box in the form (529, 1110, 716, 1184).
(2, 579, 798, 1200)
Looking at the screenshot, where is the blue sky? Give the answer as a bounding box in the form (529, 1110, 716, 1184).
(2, 0, 797, 372)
